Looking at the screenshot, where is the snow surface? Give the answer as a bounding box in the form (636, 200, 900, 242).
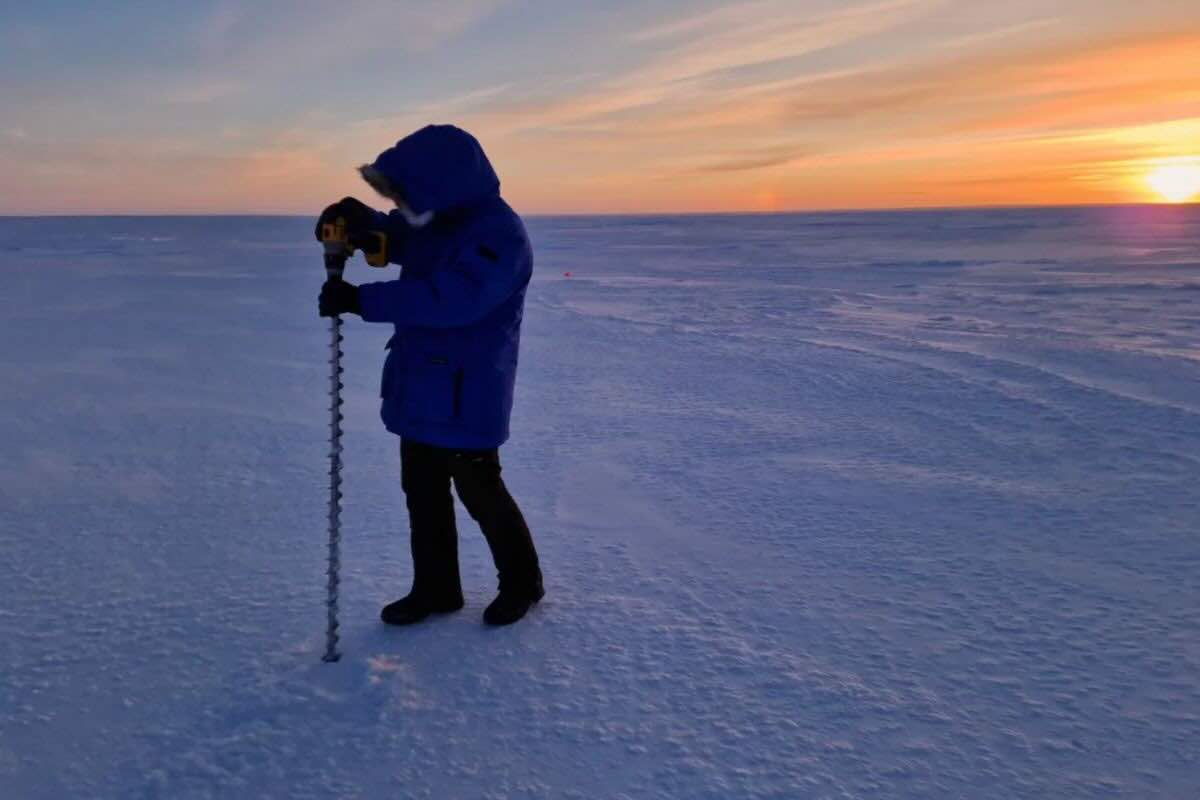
(1, 207, 1199, 798)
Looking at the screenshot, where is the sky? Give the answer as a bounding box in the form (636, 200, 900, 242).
(1, 0, 1198, 215)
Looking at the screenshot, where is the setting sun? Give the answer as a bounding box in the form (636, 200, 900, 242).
(1145, 162, 1200, 203)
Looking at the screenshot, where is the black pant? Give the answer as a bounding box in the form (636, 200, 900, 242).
(400, 439, 541, 601)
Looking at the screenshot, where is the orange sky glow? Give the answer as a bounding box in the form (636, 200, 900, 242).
(1, 1, 1198, 214)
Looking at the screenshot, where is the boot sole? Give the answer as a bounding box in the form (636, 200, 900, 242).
(380, 603, 465, 626)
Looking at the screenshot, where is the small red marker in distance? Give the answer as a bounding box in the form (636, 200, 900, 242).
(563, 271, 572, 277)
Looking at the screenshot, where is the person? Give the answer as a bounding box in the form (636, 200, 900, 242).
(314, 125, 543, 627)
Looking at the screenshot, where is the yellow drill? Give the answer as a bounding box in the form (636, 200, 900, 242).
(320, 217, 388, 278)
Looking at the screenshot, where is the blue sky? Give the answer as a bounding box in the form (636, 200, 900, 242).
(2, 1, 1198, 213)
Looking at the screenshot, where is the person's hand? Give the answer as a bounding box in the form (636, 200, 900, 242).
(314, 197, 375, 242)
(319, 279, 361, 317)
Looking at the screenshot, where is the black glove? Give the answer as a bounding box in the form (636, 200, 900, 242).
(314, 197, 376, 242)
(319, 279, 361, 318)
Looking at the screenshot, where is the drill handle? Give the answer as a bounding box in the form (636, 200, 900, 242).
(353, 230, 388, 268)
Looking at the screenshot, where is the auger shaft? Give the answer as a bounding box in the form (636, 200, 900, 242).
(320, 225, 349, 664)
(323, 311, 344, 663)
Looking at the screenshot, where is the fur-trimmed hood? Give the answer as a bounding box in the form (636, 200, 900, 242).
(364, 125, 501, 216)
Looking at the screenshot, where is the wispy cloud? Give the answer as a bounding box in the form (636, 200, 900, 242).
(626, 2, 776, 43)
(933, 18, 1060, 51)
(189, 0, 507, 72)
(468, 0, 944, 134)
(689, 146, 807, 174)
(132, 0, 508, 113)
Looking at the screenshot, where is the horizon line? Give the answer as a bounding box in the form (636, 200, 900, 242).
(1, 201, 1196, 220)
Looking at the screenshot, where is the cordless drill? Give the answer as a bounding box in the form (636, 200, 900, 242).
(320, 217, 388, 280)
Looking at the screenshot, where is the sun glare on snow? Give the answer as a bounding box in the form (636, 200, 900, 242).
(1145, 162, 1200, 203)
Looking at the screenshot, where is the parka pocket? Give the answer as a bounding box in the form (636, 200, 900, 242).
(401, 356, 462, 424)
(458, 363, 511, 434)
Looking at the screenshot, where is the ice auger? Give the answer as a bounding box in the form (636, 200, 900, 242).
(318, 218, 387, 663)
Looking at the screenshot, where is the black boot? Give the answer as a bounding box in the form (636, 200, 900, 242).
(483, 575, 545, 626)
(381, 591, 464, 626)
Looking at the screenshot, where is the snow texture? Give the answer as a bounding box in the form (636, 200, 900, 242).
(1, 207, 1198, 798)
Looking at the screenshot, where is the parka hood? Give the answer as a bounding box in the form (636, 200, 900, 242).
(366, 125, 500, 216)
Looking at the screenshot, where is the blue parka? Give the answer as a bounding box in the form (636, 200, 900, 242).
(355, 126, 532, 450)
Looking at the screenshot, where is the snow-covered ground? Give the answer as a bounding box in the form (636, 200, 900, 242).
(2, 207, 1198, 798)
